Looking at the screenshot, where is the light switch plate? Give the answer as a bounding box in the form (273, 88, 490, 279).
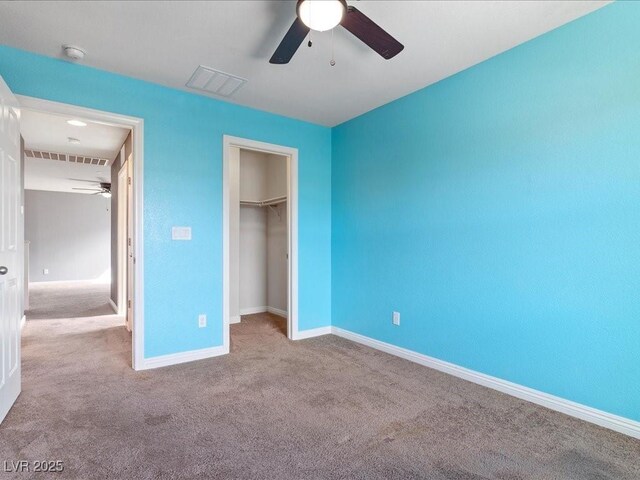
(172, 226, 192, 240)
(198, 314, 207, 328)
(392, 311, 400, 326)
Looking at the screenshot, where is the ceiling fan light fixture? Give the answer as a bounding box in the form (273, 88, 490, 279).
(297, 0, 346, 32)
(270, 0, 403, 64)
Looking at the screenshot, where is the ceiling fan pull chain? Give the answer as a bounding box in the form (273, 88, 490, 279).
(308, 6, 313, 47)
(330, 28, 336, 67)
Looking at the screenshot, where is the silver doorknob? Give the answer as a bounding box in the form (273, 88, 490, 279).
(0, 266, 7, 275)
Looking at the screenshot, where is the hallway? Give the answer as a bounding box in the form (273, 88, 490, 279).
(26, 281, 114, 320)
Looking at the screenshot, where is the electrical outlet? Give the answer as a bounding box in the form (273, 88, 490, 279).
(392, 311, 400, 326)
(198, 314, 207, 328)
(43, 268, 49, 275)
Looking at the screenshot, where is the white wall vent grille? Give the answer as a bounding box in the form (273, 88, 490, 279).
(24, 149, 109, 166)
(186, 65, 247, 98)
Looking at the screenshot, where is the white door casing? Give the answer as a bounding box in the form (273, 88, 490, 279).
(223, 135, 299, 349)
(228, 146, 240, 325)
(0, 75, 21, 424)
(16, 95, 144, 370)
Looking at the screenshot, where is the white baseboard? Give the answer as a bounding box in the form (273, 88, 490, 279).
(267, 306, 288, 318)
(293, 326, 332, 340)
(139, 345, 228, 370)
(239, 306, 288, 318)
(108, 298, 119, 314)
(20, 315, 26, 330)
(29, 279, 111, 286)
(331, 327, 640, 440)
(240, 306, 267, 316)
(230, 315, 241, 324)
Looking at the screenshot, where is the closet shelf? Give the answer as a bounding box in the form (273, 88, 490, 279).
(240, 195, 287, 208)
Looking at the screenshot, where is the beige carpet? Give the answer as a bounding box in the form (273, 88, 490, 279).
(0, 287, 638, 479)
(26, 281, 114, 320)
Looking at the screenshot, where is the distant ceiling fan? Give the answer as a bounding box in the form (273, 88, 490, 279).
(270, 0, 404, 65)
(70, 178, 112, 198)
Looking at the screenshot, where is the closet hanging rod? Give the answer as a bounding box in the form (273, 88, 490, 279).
(239, 195, 287, 208)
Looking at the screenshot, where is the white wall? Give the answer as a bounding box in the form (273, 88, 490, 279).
(267, 202, 287, 313)
(238, 151, 287, 200)
(24, 190, 111, 282)
(266, 154, 287, 314)
(239, 150, 268, 201)
(265, 153, 287, 199)
(238, 150, 268, 313)
(239, 206, 267, 312)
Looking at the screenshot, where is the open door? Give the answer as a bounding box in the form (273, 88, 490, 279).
(126, 152, 134, 331)
(0, 75, 22, 423)
(117, 160, 129, 326)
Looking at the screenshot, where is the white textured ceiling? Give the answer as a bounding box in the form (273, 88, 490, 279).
(0, 1, 610, 126)
(24, 157, 110, 195)
(21, 109, 128, 193)
(21, 109, 129, 160)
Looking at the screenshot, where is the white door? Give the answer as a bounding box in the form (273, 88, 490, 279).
(117, 162, 128, 322)
(126, 154, 134, 330)
(0, 75, 21, 424)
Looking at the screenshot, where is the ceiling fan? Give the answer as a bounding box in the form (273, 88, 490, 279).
(270, 0, 404, 65)
(70, 178, 112, 198)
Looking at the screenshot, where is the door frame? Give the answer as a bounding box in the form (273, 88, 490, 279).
(17, 95, 145, 370)
(222, 135, 299, 350)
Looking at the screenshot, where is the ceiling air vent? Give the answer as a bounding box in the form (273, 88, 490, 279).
(24, 149, 109, 166)
(186, 65, 247, 98)
(24, 149, 66, 161)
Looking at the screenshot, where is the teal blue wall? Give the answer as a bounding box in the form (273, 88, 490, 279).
(332, 2, 640, 421)
(0, 45, 332, 358)
(4, 1, 639, 422)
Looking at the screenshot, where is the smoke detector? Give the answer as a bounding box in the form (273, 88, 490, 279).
(62, 44, 86, 61)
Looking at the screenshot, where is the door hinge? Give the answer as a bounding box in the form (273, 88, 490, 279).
(128, 237, 132, 246)
(128, 299, 132, 309)
(128, 177, 132, 185)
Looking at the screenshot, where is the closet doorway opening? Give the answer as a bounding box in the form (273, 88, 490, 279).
(222, 136, 298, 351)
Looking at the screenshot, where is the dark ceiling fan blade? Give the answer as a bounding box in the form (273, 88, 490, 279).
(340, 6, 404, 60)
(270, 17, 310, 64)
(72, 187, 102, 191)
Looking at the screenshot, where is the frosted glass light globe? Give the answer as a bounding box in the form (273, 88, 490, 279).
(298, 0, 346, 32)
